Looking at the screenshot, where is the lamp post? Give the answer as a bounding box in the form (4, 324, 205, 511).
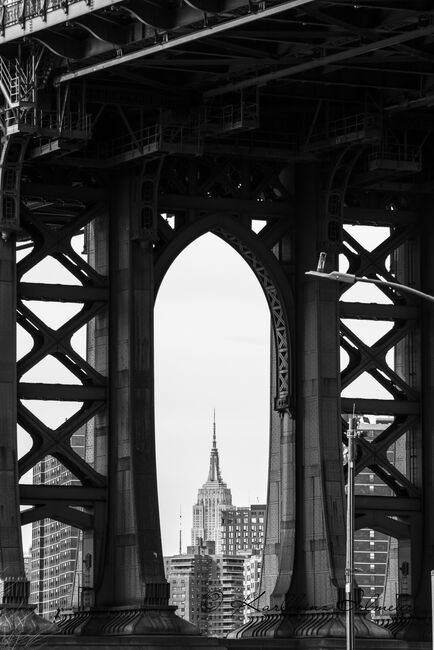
(305, 255, 434, 650)
(346, 414, 358, 650)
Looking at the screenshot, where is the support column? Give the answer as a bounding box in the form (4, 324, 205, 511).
(72, 167, 200, 636)
(0, 235, 22, 582)
(105, 169, 165, 607)
(400, 204, 434, 640)
(289, 161, 346, 611)
(285, 163, 389, 638)
(233, 162, 391, 641)
(0, 236, 56, 635)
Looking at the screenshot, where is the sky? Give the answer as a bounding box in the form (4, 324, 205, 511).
(15, 223, 394, 557)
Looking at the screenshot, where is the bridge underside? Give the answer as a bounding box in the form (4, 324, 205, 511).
(0, 0, 434, 646)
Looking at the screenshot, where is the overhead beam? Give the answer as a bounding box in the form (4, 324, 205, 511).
(22, 183, 106, 202)
(20, 504, 94, 529)
(158, 194, 293, 217)
(56, 0, 316, 83)
(18, 383, 106, 401)
(355, 495, 421, 513)
(203, 22, 434, 97)
(340, 302, 418, 320)
(341, 397, 419, 415)
(343, 207, 417, 225)
(20, 484, 106, 504)
(19, 283, 108, 302)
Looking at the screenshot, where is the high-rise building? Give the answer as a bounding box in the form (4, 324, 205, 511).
(164, 543, 214, 633)
(206, 554, 245, 637)
(243, 553, 263, 622)
(191, 414, 233, 553)
(29, 431, 85, 618)
(165, 542, 245, 638)
(165, 417, 265, 637)
(220, 504, 266, 555)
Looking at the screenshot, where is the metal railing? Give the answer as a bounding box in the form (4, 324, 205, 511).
(368, 142, 422, 168)
(307, 113, 379, 146)
(205, 101, 258, 133)
(0, 55, 34, 106)
(95, 119, 203, 162)
(1, 108, 91, 135)
(0, 0, 83, 31)
(97, 123, 162, 160)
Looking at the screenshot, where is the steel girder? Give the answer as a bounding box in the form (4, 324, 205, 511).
(16, 173, 108, 579)
(339, 180, 428, 634)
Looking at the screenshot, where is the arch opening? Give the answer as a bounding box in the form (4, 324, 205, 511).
(155, 231, 277, 636)
(155, 232, 271, 554)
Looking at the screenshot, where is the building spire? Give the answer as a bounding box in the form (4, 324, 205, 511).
(208, 409, 223, 483)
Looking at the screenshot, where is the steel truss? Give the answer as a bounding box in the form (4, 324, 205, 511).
(16, 173, 109, 572)
(340, 180, 426, 635)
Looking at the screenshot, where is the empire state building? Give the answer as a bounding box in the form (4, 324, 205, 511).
(191, 414, 233, 553)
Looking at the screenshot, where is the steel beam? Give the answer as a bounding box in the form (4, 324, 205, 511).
(203, 22, 434, 96)
(19, 283, 108, 302)
(355, 495, 421, 513)
(20, 484, 106, 504)
(18, 383, 106, 400)
(0, 233, 24, 581)
(56, 0, 315, 83)
(158, 194, 293, 218)
(341, 397, 419, 415)
(21, 183, 106, 202)
(340, 302, 418, 320)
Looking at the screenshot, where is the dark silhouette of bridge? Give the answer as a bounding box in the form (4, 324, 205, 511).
(0, 1, 433, 647)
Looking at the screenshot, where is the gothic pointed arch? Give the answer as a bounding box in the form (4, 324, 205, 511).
(154, 213, 295, 416)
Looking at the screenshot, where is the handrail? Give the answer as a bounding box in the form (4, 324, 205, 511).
(2, 0, 82, 29)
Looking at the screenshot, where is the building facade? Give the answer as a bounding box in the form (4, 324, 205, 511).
(353, 416, 400, 610)
(243, 553, 263, 622)
(29, 431, 85, 618)
(206, 554, 245, 637)
(165, 543, 245, 638)
(164, 544, 214, 633)
(220, 504, 266, 555)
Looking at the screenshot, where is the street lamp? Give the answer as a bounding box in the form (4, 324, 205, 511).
(305, 268, 434, 304)
(305, 254, 434, 650)
(345, 414, 359, 650)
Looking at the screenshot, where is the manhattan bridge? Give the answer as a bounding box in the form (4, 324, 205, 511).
(0, 0, 433, 647)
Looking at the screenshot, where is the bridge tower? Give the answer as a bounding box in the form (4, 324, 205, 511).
(0, 1, 433, 647)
